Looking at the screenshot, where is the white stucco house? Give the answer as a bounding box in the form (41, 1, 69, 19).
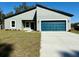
(4, 4, 73, 31)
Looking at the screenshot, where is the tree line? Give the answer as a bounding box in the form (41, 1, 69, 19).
(0, 2, 35, 25)
(71, 22, 79, 31)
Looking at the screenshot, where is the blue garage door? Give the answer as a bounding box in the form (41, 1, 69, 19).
(41, 21, 66, 31)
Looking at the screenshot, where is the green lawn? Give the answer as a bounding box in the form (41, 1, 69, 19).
(0, 30, 40, 57)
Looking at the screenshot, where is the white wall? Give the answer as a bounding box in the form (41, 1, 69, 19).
(4, 9, 36, 30)
(36, 7, 71, 31)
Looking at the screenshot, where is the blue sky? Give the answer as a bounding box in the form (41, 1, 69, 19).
(0, 2, 79, 23)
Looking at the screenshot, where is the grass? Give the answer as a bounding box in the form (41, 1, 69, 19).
(71, 30, 79, 34)
(0, 30, 40, 57)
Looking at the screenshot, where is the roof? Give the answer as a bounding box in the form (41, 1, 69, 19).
(4, 7, 36, 19)
(4, 4, 73, 19)
(36, 4, 73, 17)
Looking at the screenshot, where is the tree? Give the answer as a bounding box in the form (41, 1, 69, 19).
(71, 22, 79, 31)
(6, 11, 14, 17)
(14, 6, 21, 13)
(14, 2, 33, 14)
(0, 8, 5, 25)
(0, 8, 6, 29)
(21, 2, 33, 10)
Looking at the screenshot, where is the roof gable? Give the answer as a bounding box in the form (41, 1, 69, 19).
(36, 4, 73, 17)
(4, 7, 36, 19)
(4, 4, 73, 19)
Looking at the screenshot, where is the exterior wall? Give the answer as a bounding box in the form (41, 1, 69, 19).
(4, 6, 72, 31)
(4, 9, 36, 30)
(67, 18, 71, 30)
(36, 7, 71, 31)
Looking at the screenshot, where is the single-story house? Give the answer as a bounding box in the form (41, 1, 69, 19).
(4, 4, 73, 31)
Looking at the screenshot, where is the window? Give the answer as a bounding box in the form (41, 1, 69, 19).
(12, 21, 15, 27)
(26, 22, 29, 27)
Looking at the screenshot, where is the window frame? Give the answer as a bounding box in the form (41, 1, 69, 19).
(11, 21, 16, 28)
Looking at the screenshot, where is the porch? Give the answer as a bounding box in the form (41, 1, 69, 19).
(22, 20, 36, 31)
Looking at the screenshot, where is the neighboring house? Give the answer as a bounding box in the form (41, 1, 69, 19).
(4, 4, 73, 31)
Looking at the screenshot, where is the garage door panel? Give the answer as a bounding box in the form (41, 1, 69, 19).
(41, 21, 66, 31)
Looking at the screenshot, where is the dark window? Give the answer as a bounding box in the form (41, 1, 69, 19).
(12, 21, 15, 27)
(26, 22, 29, 27)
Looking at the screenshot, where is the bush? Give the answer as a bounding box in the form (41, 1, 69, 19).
(74, 26, 79, 31)
(71, 22, 79, 31)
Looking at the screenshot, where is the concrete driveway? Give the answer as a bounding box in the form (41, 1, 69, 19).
(40, 32, 79, 57)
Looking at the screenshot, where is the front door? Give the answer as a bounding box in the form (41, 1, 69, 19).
(31, 22, 35, 30)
